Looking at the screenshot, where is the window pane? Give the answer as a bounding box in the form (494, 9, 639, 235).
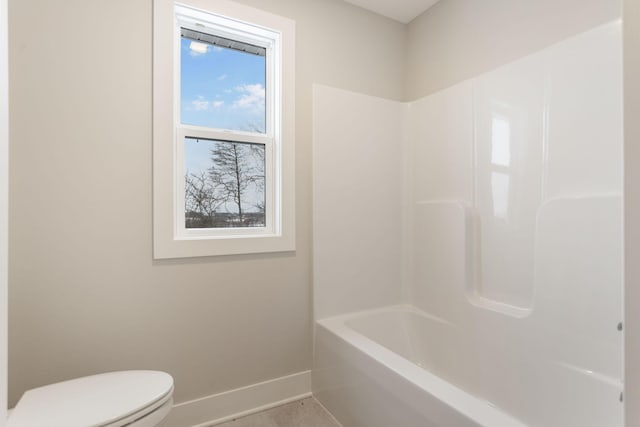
(184, 137, 266, 228)
(180, 29, 266, 133)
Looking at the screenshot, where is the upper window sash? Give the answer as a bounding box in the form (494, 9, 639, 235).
(174, 4, 279, 138)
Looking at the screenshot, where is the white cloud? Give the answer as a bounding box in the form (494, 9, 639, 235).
(232, 84, 265, 112)
(188, 41, 209, 57)
(189, 96, 224, 112)
(191, 96, 209, 111)
(217, 74, 228, 81)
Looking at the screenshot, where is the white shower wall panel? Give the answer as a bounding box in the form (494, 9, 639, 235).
(406, 81, 473, 203)
(473, 51, 545, 309)
(409, 201, 471, 323)
(312, 85, 405, 319)
(406, 21, 623, 426)
(545, 22, 623, 200)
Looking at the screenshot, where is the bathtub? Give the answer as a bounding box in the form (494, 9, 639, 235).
(312, 305, 526, 427)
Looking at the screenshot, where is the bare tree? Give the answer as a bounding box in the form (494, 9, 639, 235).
(250, 144, 265, 212)
(242, 121, 265, 134)
(208, 141, 264, 224)
(184, 170, 224, 227)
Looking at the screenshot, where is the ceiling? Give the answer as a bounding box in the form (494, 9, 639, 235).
(342, 0, 441, 24)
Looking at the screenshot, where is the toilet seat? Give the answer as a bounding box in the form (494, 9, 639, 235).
(8, 370, 174, 427)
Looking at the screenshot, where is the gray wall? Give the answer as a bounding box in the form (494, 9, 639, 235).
(8, 0, 405, 407)
(0, 0, 7, 420)
(624, 0, 640, 424)
(405, 0, 621, 100)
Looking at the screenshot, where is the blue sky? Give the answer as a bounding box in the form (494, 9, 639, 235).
(180, 37, 266, 134)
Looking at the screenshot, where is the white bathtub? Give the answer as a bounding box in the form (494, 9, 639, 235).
(313, 304, 622, 427)
(313, 305, 527, 427)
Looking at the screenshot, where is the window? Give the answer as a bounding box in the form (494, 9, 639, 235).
(153, 0, 295, 258)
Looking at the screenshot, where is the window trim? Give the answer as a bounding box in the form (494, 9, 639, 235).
(153, 0, 295, 258)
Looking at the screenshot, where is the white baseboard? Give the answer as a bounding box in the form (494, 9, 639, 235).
(163, 371, 311, 427)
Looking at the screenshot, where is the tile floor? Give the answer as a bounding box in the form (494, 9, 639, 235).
(216, 397, 341, 427)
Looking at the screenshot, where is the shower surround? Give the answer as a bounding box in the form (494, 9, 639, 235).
(312, 21, 623, 427)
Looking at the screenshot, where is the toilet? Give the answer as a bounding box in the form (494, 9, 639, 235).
(7, 370, 174, 427)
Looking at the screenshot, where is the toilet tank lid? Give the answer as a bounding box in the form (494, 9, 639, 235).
(8, 370, 174, 427)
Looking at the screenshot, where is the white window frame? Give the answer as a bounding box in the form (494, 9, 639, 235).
(153, 0, 295, 258)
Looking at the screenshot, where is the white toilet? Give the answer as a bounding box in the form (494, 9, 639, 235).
(7, 370, 174, 427)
